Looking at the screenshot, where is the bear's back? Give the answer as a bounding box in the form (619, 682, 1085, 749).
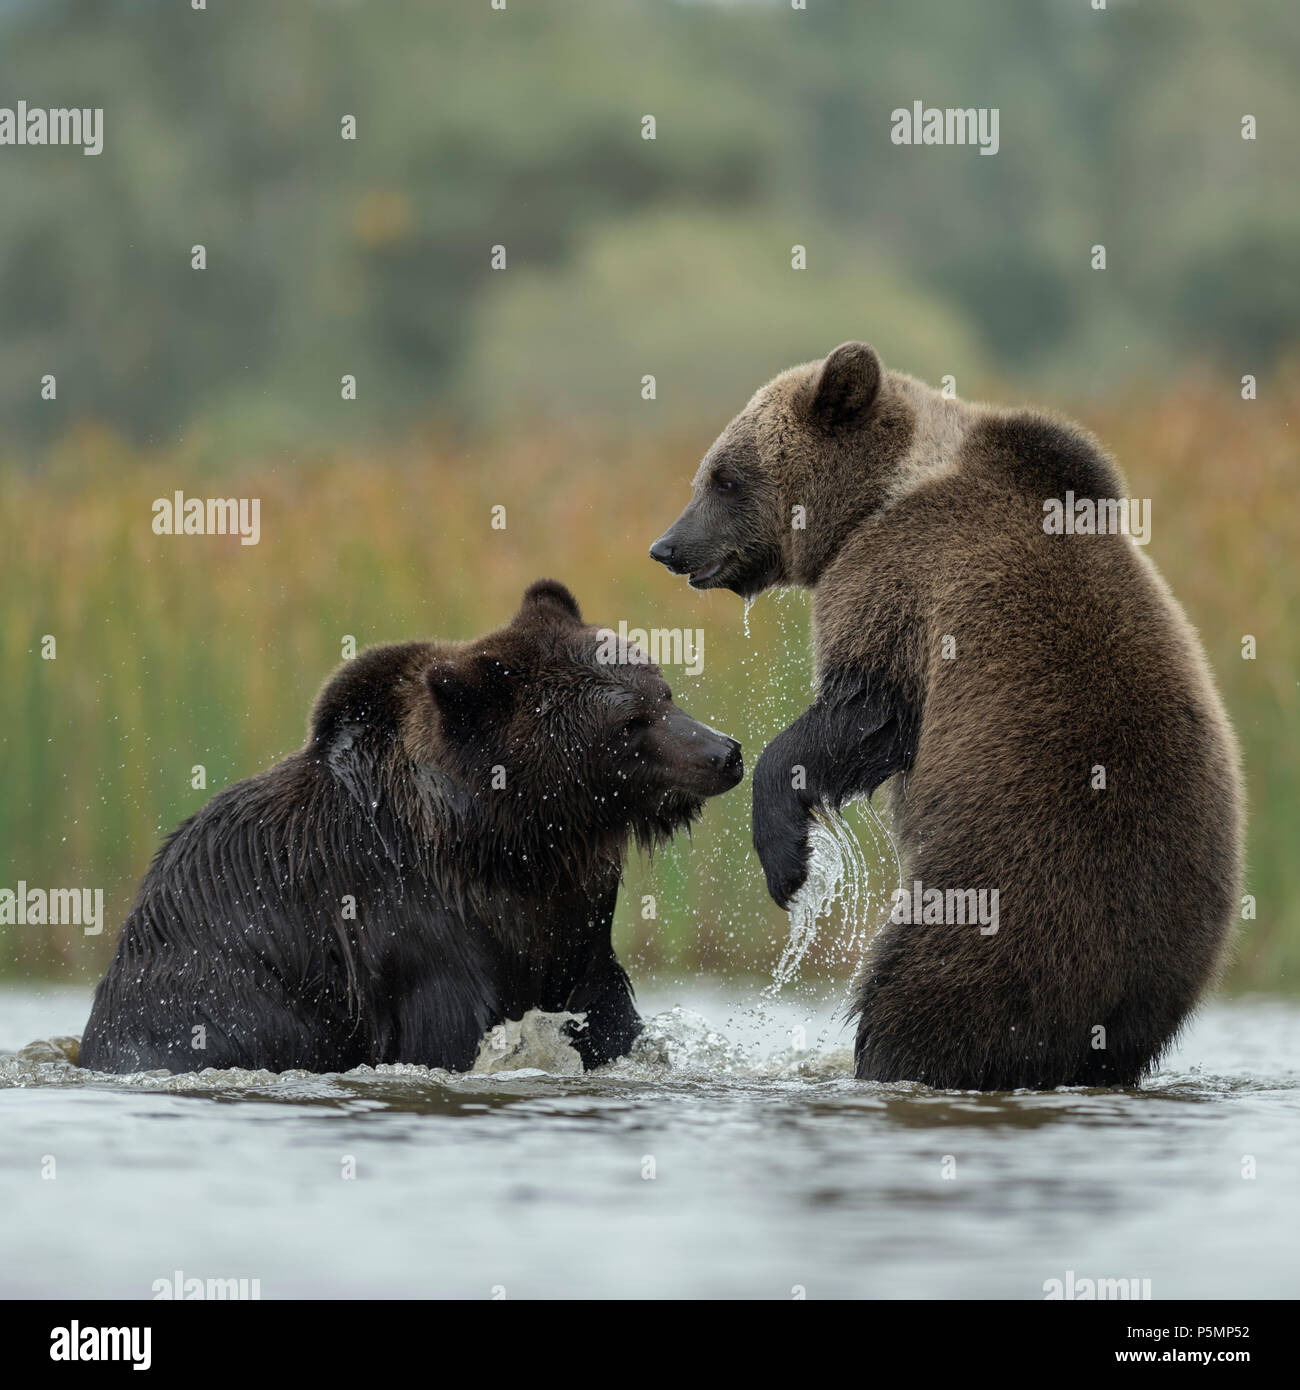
(817, 405, 1242, 1022)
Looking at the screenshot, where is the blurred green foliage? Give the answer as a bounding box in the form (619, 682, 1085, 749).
(2, 377, 1296, 989)
(0, 1, 1297, 991)
(0, 0, 1297, 454)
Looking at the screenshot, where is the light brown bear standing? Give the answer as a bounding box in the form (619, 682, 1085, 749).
(651, 342, 1243, 1090)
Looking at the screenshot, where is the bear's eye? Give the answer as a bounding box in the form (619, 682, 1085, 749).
(619, 716, 650, 740)
(713, 474, 738, 495)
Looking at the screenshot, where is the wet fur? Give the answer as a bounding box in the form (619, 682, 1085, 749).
(656, 344, 1244, 1090)
(81, 583, 725, 1075)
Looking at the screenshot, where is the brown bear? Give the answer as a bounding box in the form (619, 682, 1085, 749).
(651, 343, 1243, 1090)
(80, 580, 742, 1075)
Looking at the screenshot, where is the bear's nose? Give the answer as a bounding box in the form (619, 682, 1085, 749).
(714, 738, 743, 781)
(649, 536, 675, 567)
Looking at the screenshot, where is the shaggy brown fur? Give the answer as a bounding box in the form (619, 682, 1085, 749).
(81, 581, 742, 1075)
(651, 343, 1243, 1090)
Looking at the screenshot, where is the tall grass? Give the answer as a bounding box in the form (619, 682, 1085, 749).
(2, 373, 1296, 990)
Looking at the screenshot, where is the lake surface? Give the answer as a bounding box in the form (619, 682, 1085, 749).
(1, 981, 1297, 1300)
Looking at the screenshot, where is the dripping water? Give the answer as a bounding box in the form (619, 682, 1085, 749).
(765, 795, 901, 997)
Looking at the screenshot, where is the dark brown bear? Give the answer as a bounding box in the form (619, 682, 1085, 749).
(80, 581, 742, 1074)
(651, 343, 1243, 1091)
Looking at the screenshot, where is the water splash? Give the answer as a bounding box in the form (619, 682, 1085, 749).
(628, 1005, 752, 1074)
(0, 1011, 858, 1089)
(473, 1011, 586, 1075)
(742, 597, 754, 637)
(766, 797, 901, 996)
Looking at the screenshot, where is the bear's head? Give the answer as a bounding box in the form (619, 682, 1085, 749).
(649, 341, 916, 597)
(310, 580, 742, 878)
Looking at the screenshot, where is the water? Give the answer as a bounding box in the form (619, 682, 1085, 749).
(1, 982, 1297, 1299)
(769, 801, 900, 991)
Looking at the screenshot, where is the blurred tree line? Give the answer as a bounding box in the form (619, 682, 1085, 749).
(1, 0, 1298, 990)
(0, 0, 1296, 460)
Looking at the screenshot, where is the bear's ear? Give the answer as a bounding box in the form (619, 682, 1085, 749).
(517, 578, 583, 624)
(803, 341, 881, 428)
(426, 651, 516, 729)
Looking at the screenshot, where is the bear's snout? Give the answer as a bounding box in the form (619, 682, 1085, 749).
(715, 736, 744, 787)
(693, 733, 743, 795)
(650, 516, 735, 590)
(660, 713, 743, 796)
(648, 533, 685, 572)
